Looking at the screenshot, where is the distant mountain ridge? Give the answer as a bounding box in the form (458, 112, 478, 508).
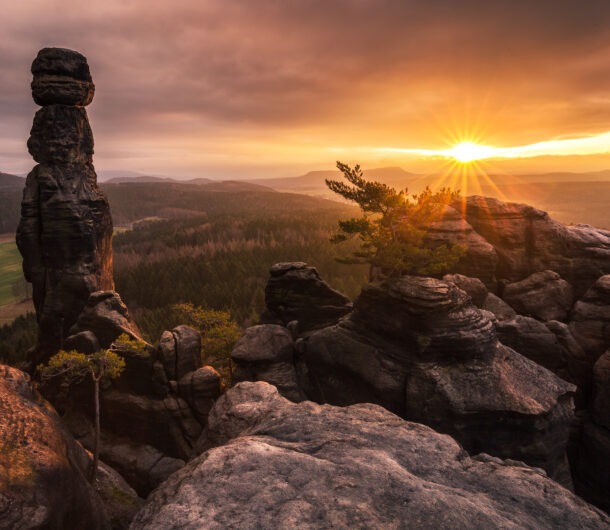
(0, 172, 24, 187)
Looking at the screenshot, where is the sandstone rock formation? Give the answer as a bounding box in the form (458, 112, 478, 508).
(502, 270, 573, 321)
(231, 324, 305, 402)
(294, 275, 575, 485)
(261, 262, 353, 333)
(17, 48, 113, 367)
(0, 364, 110, 529)
(451, 196, 610, 297)
(131, 382, 609, 529)
(61, 325, 223, 495)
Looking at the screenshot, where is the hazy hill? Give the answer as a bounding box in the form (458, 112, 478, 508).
(0, 172, 24, 188)
(248, 167, 421, 195)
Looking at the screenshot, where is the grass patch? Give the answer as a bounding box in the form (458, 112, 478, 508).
(0, 241, 24, 306)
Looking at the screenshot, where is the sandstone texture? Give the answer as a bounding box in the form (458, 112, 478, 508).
(231, 324, 305, 402)
(452, 196, 610, 297)
(261, 262, 352, 332)
(502, 270, 573, 321)
(131, 382, 609, 530)
(0, 364, 110, 529)
(295, 275, 575, 485)
(61, 325, 223, 496)
(17, 47, 113, 367)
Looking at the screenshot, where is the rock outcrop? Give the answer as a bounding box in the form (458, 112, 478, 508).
(231, 324, 305, 402)
(294, 275, 575, 485)
(17, 48, 113, 367)
(452, 196, 610, 297)
(261, 262, 352, 333)
(0, 364, 110, 529)
(61, 325, 223, 496)
(131, 382, 609, 530)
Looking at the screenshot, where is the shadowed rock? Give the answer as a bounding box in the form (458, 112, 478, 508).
(31, 47, 94, 106)
(296, 276, 576, 485)
(0, 364, 110, 529)
(131, 382, 609, 530)
(503, 270, 573, 321)
(261, 262, 353, 332)
(17, 48, 113, 368)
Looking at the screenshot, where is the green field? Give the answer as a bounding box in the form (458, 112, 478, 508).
(0, 240, 23, 306)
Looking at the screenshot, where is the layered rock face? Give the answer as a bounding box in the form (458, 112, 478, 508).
(0, 364, 110, 529)
(131, 382, 609, 529)
(448, 196, 610, 296)
(261, 262, 353, 333)
(296, 275, 575, 485)
(61, 321, 224, 495)
(17, 48, 113, 367)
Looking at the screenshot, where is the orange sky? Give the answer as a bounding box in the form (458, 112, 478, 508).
(2, 1, 610, 179)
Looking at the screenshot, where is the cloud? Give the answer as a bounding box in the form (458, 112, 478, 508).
(2, 0, 610, 175)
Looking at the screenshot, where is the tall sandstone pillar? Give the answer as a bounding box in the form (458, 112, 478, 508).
(17, 48, 114, 367)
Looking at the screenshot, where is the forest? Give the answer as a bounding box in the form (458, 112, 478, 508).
(0, 183, 368, 362)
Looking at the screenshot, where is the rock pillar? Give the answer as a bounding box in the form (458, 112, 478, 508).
(17, 48, 114, 367)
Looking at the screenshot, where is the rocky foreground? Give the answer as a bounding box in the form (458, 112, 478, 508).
(131, 382, 609, 530)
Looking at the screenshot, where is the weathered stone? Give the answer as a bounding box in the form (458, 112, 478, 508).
(17, 48, 113, 367)
(0, 364, 110, 529)
(495, 315, 569, 372)
(482, 292, 517, 320)
(177, 367, 223, 423)
(231, 324, 305, 402)
(94, 460, 143, 530)
(352, 276, 497, 361)
(503, 270, 573, 321)
(570, 275, 610, 361)
(422, 205, 499, 288)
(454, 196, 610, 296)
(443, 273, 488, 306)
(101, 390, 202, 461)
(157, 325, 202, 382)
(28, 105, 93, 165)
(98, 434, 184, 497)
(297, 276, 576, 485)
(31, 47, 94, 106)
(64, 330, 100, 354)
(69, 291, 142, 349)
(262, 262, 352, 332)
(132, 383, 608, 530)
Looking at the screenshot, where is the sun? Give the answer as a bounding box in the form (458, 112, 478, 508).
(448, 142, 496, 163)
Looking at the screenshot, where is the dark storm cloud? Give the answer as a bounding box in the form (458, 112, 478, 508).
(2, 0, 610, 173)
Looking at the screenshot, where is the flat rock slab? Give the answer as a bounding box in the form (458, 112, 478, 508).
(131, 382, 609, 530)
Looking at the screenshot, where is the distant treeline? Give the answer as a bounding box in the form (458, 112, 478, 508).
(113, 202, 369, 340)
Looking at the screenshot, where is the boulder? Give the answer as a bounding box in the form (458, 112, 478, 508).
(442, 273, 488, 306)
(68, 291, 142, 349)
(502, 270, 573, 321)
(261, 262, 352, 332)
(231, 324, 305, 402)
(482, 292, 517, 320)
(131, 382, 609, 530)
(31, 47, 95, 106)
(0, 364, 110, 529)
(177, 367, 224, 424)
(495, 315, 569, 373)
(296, 276, 576, 485)
(94, 460, 142, 530)
(158, 325, 201, 382)
(570, 275, 610, 361)
(98, 434, 185, 497)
